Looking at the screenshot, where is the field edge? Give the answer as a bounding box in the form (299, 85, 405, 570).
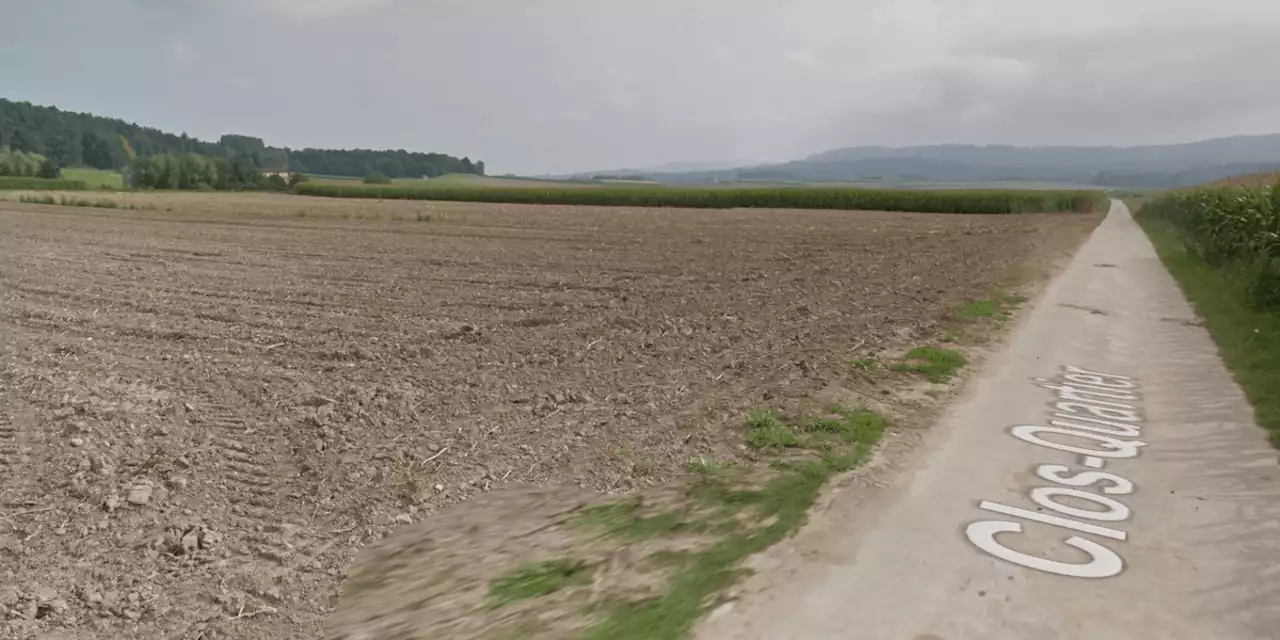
(1134, 208, 1280, 447)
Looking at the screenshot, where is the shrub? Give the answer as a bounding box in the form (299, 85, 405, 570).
(363, 171, 392, 185)
(37, 158, 61, 179)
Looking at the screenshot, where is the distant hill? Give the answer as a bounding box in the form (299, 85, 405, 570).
(1206, 171, 1280, 188)
(612, 135, 1280, 189)
(0, 98, 484, 179)
(558, 158, 766, 180)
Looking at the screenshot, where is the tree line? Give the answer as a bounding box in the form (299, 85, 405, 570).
(126, 154, 306, 191)
(289, 148, 482, 179)
(0, 146, 59, 178)
(0, 98, 484, 180)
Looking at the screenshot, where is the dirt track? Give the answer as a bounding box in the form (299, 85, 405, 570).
(0, 194, 1098, 638)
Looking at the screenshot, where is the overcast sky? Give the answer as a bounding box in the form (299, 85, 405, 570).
(2, 0, 1278, 174)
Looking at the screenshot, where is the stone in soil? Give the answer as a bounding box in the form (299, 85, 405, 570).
(127, 482, 153, 506)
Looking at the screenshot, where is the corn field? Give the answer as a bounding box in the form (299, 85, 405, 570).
(1142, 184, 1280, 310)
(0, 176, 88, 190)
(294, 183, 1104, 215)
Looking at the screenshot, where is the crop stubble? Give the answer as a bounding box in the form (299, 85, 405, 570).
(0, 194, 1098, 638)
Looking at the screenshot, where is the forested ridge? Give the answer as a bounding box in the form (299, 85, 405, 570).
(0, 98, 484, 179)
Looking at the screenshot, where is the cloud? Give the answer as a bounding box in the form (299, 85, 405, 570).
(250, 0, 392, 19)
(167, 38, 197, 67)
(784, 50, 818, 67)
(137, 0, 393, 19)
(11, 0, 1280, 173)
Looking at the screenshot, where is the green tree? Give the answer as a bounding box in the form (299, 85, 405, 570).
(81, 132, 116, 169)
(151, 154, 176, 189)
(37, 157, 60, 179)
(46, 131, 79, 167)
(128, 156, 154, 188)
(363, 171, 391, 184)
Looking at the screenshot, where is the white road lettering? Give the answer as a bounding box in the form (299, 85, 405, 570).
(1033, 465, 1134, 495)
(965, 520, 1125, 579)
(966, 365, 1144, 578)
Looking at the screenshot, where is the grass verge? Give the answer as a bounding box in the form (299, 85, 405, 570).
(577, 405, 886, 639)
(1137, 215, 1280, 446)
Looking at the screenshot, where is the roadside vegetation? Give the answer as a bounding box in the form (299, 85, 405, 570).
(295, 183, 1105, 214)
(1135, 184, 1280, 446)
(571, 403, 888, 639)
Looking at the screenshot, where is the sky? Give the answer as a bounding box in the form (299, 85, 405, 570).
(2, 0, 1278, 175)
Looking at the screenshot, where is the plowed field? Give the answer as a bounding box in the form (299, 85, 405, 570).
(0, 193, 1099, 638)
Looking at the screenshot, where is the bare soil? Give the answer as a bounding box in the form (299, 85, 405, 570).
(0, 192, 1099, 639)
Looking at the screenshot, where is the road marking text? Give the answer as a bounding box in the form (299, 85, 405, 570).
(965, 365, 1144, 579)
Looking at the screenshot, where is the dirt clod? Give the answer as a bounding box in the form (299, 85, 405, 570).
(127, 481, 154, 505)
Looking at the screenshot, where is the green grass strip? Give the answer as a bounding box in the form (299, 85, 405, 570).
(580, 409, 885, 639)
(1139, 216, 1280, 446)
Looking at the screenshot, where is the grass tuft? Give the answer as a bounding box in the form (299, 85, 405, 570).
(803, 404, 888, 445)
(846, 356, 877, 371)
(953, 290, 1026, 322)
(891, 346, 968, 383)
(486, 558, 592, 609)
(685, 457, 736, 478)
(571, 498, 694, 540)
(743, 409, 801, 449)
(958, 299, 998, 319)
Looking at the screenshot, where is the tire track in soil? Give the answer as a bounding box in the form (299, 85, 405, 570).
(0, 416, 20, 484)
(192, 399, 320, 604)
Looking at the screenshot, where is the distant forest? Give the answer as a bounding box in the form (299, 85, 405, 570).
(0, 98, 484, 179)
